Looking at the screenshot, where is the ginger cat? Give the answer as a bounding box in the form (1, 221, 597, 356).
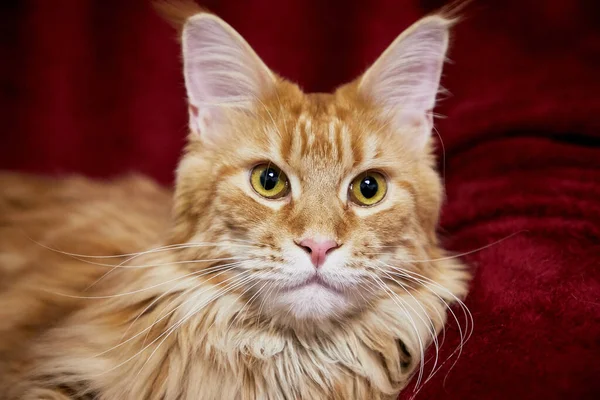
(0, 4, 469, 399)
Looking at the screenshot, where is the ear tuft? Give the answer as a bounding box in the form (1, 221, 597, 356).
(153, 0, 207, 35)
(359, 16, 452, 152)
(152, 0, 210, 35)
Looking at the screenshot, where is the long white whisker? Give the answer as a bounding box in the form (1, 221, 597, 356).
(132, 274, 257, 379)
(369, 277, 426, 388)
(195, 273, 270, 350)
(378, 261, 473, 395)
(26, 237, 256, 260)
(384, 263, 473, 343)
(373, 274, 441, 386)
(365, 231, 525, 262)
(256, 282, 277, 324)
(77, 256, 242, 270)
(227, 279, 269, 333)
(388, 267, 471, 351)
(83, 255, 243, 292)
(378, 269, 442, 380)
(222, 238, 267, 246)
(117, 260, 243, 343)
(355, 282, 379, 311)
(83, 240, 250, 290)
(51, 261, 243, 300)
(194, 274, 271, 351)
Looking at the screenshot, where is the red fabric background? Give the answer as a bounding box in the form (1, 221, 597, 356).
(1, 0, 599, 399)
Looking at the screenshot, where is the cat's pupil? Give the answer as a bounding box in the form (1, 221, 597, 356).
(360, 177, 378, 199)
(260, 168, 279, 190)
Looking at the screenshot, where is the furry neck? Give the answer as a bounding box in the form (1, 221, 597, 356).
(90, 266, 443, 399)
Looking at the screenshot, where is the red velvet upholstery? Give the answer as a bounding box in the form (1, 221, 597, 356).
(1, 1, 599, 398)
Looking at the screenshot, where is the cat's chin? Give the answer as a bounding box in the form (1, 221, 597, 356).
(269, 283, 354, 321)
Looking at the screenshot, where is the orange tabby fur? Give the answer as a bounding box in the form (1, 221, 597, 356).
(0, 5, 469, 400)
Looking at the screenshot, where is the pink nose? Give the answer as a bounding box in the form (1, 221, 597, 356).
(297, 238, 340, 268)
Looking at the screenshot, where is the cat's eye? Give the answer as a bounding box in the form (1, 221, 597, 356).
(349, 172, 387, 206)
(250, 164, 290, 199)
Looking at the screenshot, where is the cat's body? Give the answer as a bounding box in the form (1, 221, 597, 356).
(0, 174, 463, 400)
(0, 4, 469, 399)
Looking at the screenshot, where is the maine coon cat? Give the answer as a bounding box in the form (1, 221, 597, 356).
(0, 3, 470, 399)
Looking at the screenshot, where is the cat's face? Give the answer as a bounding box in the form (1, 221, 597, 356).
(172, 13, 451, 322)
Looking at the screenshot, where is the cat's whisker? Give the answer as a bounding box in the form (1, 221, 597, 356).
(364, 243, 410, 249)
(355, 282, 379, 311)
(83, 240, 255, 290)
(239, 279, 269, 319)
(377, 260, 473, 392)
(119, 281, 185, 345)
(193, 274, 271, 350)
(92, 271, 252, 363)
(142, 270, 254, 347)
(117, 261, 241, 344)
(226, 279, 269, 333)
(399, 293, 471, 394)
(384, 263, 473, 343)
(97, 264, 246, 358)
(26, 236, 256, 259)
(377, 270, 442, 379)
(77, 256, 243, 270)
(369, 277, 427, 388)
(83, 255, 244, 291)
(121, 275, 256, 379)
(364, 279, 426, 386)
(387, 267, 469, 354)
(405, 272, 469, 351)
(255, 281, 277, 324)
(222, 278, 264, 334)
(364, 230, 524, 254)
(219, 273, 268, 335)
(47, 261, 244, 300)
(373, 272, 446, 389)
(142, 274, 266, 346)
(140, 285, 201, 348)
(132, 274, 259, 379)
(26, 235, 257, 292)
(223, 238, 268, 246)
(376, 273, 443, 385)
(380, 272, 453, 389)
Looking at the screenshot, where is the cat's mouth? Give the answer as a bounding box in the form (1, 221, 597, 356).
(282, 274, 343, 294)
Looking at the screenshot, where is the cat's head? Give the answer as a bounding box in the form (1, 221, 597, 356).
(169, 10, 454, 323)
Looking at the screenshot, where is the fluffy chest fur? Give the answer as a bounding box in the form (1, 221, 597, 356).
(5, 268, 448, 400)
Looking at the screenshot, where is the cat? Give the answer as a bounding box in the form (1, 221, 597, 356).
(0, 3, 470, 399)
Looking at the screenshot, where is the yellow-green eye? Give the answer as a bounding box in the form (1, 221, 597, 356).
(349, 171, 387, 206)
(250, 164, 290, 199)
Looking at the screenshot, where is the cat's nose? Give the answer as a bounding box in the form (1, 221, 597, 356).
(297, 238, 340, 268)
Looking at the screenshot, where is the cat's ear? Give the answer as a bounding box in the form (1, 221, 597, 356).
(358, 16, 451, 152)
(182, 13, 275, 137)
